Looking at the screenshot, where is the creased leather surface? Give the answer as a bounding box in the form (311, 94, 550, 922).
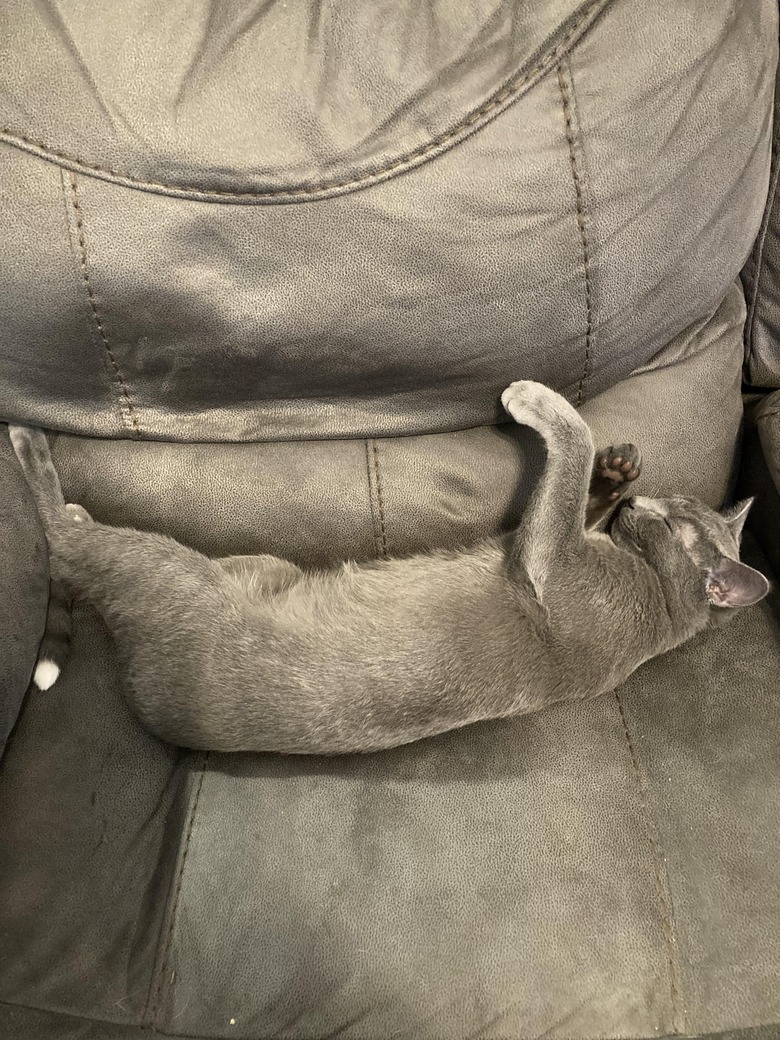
(0, 1, 775, 441)
(43, 284, 745, 571)
(1, 1007, 779, 1040)
(740, 390, 780, 577)
(743, 69, 780, 389)
(0, 430, 48, 753)
(0, 0, 607, 197)
(4, 1002, 780, 1040)
(0, 603, 194, 1023)
(756, 389, 780, 490)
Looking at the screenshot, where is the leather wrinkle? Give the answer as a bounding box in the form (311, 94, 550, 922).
(65, 171, 142, 437)
(557, 59, 593, 408)
(147, 752, 210, 1028)
(0, 0, 608, 203)
(614, 691, 684, 1035)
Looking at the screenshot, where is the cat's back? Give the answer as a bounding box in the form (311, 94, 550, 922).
(263, 537, 528, 653)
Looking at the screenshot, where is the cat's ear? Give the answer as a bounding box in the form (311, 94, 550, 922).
(720, 498, 754, 542)
(705, 556, 770, 608)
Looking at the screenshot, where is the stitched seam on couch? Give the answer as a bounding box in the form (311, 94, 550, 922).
(614, 691, 684, 1035)
(62, 169, 142, 437)
(0, 0, 610, 203)
(146, 751, 211, 1027)
(557, 59, 593, 407)
(365, 439, 390, 561)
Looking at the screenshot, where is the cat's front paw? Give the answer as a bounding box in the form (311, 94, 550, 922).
(501, 380, 580, 431)
(592, 444, 641, 500)
(501, 380, 552, 417)
(501, 378, 569, 418)
(65, 503, 92, 523)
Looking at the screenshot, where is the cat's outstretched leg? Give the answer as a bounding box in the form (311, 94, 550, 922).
(501, 381, 594, 595)
(585, 444, 641, 529)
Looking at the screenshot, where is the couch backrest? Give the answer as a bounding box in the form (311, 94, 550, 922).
(0, 0, 777, 442)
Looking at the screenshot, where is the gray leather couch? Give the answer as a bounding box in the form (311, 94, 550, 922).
(2, 2, 780, 1037)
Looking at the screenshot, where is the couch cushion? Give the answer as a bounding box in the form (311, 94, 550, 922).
(0, 340, 777, 1037)
(148, 547, 780, 1039)
(1, 536, 776, 1038)
(743, 70, 780, 389)
(0, 0, 605, 196)
(740, 389, 780, 577)
(0, 0, 775, 440)
(0, 427, 49, 754)
(40, 283, 746, 574)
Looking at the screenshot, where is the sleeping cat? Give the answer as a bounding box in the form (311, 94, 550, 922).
(9, 381, 769, 755)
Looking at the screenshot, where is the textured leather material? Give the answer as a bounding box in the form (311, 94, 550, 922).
(756, 389, 780, 489)
(1, 1008, 778, 1040)
(0, 429, 49, 754)
(0, 0, 606, 198)
(0, 1, 776, 441)
(740, 390, 780, 577)
(43, 283, 746, 571)
(0, 604, 193, 1024)
(743, 71, 780, 389)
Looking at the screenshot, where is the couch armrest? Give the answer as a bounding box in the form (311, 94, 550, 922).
(0, 426, 49, 754)
(740, 390, 780, 578)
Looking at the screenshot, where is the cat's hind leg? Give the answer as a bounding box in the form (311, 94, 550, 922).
(65, 503, 93, 523)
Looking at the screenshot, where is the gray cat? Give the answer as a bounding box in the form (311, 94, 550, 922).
(9, 381, 769, 755)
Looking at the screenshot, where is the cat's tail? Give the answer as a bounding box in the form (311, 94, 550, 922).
(32, 579, 73, 690)
(9, 425, 72, 690)
(8, 424, 68, 527)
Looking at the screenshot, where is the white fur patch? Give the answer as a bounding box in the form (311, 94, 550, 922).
(33, 659, 60, 691)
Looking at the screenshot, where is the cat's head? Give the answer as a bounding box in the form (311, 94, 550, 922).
(610, 495, 770, 611)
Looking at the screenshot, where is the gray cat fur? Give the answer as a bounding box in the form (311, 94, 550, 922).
(8, 382, 769, 755)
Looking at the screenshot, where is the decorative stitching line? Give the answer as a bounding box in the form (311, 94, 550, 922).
(0, 0, 606, 203)
(365, 439, 390, 561)
(67, 172, 142, 437)
(614, 691, 684, 1035)
(149, 752, 210, 1026)
(557, 61, 593, 408)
